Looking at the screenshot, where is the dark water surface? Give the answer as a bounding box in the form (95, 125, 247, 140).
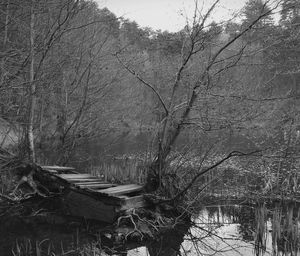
(0, 201, 299, 255)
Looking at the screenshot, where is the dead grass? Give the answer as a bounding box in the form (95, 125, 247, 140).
(88, 157, 148, 184)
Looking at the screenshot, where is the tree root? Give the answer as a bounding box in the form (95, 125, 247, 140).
(0, 193, 16, 203)
(115, 207, 182, 243)
(11, 173, 47, 198)
(117, 211, 144, 240)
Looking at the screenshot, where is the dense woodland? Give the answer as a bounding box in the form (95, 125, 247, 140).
(0, 0, 299, 201)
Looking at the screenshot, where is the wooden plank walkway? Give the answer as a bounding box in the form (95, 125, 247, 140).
(39, 166, 145, 223)
(49, 171, 143, 196)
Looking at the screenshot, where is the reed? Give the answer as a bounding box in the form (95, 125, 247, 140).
(271, 206, 282, 255)
(89, 157, 148, 184)
(255, 204, 300, 256)
(281, 206, 300, 255)
(12, 237, 104, 256)
(254, 204, 268, 255)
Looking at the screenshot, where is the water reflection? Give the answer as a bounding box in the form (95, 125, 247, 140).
(0, 202, 299, 256)
(185, 202, 300, 256)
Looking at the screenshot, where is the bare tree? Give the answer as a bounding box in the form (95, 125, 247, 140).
(27, 0, 36, 162)
(116, 0, 281, 193)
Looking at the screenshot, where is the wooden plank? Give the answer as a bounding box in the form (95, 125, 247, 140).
(96, 184, 143, 196)
(69, 178, 104, 183)
(57, 174, 95, 180)
(78, 183, 115, 189)
(73, 181, 108, 185)
(42, 166, 75, 171)
(57, 173, 94, 179)
(98, 184, 143, 193)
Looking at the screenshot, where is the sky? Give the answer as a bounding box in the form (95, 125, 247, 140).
(96, 0, 248, 32)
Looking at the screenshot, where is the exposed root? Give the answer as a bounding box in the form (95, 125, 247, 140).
(11, 171, 47, 198)
(117, 209, 144, 240)
(114, 206, 186, 244)
(0, 193, 15, 203)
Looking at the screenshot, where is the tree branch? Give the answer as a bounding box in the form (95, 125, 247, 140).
(170, 150, 262, 202)
(207, 2, 281, 71)
(114, 52, 169, 115)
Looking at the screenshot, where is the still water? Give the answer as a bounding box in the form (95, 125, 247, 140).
(0, 202, 299, 255)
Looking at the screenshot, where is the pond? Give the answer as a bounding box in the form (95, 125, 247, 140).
(0, 201, 299, 255)
(184, 202, 299, 256)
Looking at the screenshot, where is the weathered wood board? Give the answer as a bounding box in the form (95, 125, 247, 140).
(73, 181, 110, 185)
(97, 184, 143, 196)
(58, 174, 95, 179)
(69, 178, 104, 183)
(77, 183, 115, 189)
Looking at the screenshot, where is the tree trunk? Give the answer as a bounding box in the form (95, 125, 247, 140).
(56, 70, 67, 148)
(146, 86, 201, 192)
(0, 0, 9, 89)
(27, 0, 36, 162)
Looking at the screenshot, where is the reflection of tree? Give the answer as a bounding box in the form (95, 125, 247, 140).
(236, 206, 256, 242)
(206, 206, 220, 221)
(214, 205, 256, 242)
(272, 204, 300, 255)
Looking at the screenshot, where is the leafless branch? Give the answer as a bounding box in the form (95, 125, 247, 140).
(114, 52, 169, 115)
(169, 150, 262, 202)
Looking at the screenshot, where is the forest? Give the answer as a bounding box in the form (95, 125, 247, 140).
(0, 0, 299, 255)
